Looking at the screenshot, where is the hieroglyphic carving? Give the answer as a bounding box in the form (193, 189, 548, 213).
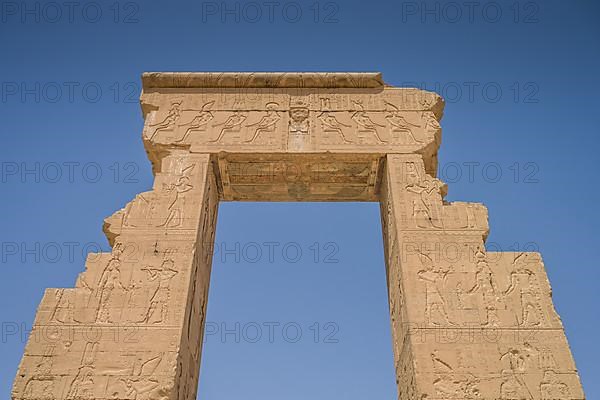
(499, 344, 537, 399)
(385, 101, 422, 144)
(174, 101, 215, 144)
(245, 102, 281, 143)
(431, 351, 481, 399)
(187, 160, 217, 365)
(421, 109, 441, 135)
(146, 100, 182, 141)
(65, 341, 98, 399)
(504, 253, 547, 327)
(396, 343, 419, 400)
(318, 111, 353, 143)
(417, 252, 456, 326)
(22, 346, 55, 400)
(138, 259, 178, 324)
(402, 334, 583, 399)
(157, 164, 195, 228)
(120, 353, 171, 400)
(288, 98, 310, 151)
(540, 370, 571, 399)
(351, 100, 387, 143)
(405, 175, 445, 229)
(95, 244, 128, 323)
(14, 73, 584, 400)
(208, 110, 247, 143)
(465, 248, 502, 327)
(109, 159, 199, 234)
(382, 152, 582, 399)
(49, 289, 73, 324)
(289, 99, 309, 135)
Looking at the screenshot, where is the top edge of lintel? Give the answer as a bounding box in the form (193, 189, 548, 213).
(141, 72, 386, 89)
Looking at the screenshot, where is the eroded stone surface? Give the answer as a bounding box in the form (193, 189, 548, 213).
(380, 154, 583, 399)
(12, 72, 584, 400)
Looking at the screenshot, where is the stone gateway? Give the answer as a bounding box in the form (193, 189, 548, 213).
(12, 72, 585, 400)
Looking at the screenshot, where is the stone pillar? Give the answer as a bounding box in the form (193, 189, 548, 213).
(381, 153, 584, 399)
(12, 152, 219, 400)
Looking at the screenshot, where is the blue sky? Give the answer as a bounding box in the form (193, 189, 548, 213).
(1, 0, 599, 398)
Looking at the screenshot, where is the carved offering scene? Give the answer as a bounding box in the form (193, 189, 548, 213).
(12, 72, 585, 400)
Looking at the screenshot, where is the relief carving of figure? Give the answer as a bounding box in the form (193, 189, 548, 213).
(421, 110, 441, 133)
(157, 164, 195, 228)
(138, 259, 178, 324)
(209, 110, 247, 143)
(245, 102, 281, 143)
(49, 289, 73, 324)
(467, 249, 502, 326)
(384, 102, 422, 144)
(146, 101, 182, 141)
(351, 100, 387, 143)
(318, 112, 353, 143)
(464, 203, 478, 229)
(320, 97, 333, 110)
(405, 176, 444, 229)
(174, 100, 215, 143)
(95, 244, 127, 323)
(124, 193, 157, 228)
(22, 347, 55, 400)
(500, 370, 533, 400)
(431, 351, 481, 399)
(540, 370, 570, 399)
(499, 344, 536, 400)
(66, 342, 98, 400)
(120, 353, 171, 400)
(504, 254, 545, 327)
(289, 106, 309, 135)
(417, 253, 455, 326)
(433, 375, 481, 399)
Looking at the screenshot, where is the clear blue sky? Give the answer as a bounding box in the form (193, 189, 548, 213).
(1, 0, 599, 398)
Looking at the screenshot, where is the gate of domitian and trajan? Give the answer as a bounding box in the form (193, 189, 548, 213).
(12, 72, 585, 400)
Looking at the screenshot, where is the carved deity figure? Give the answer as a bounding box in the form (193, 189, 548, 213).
(504, 254, 545, 327)
(467, 249, 502, 326)
(209, 111, 247, 143)
(139, 259, 178, 324)
(95, 245, 127, 323)
(318, 112, 353, 143)
(384, 102, 422, 143)
(351, 100, 387, 143)
(289, 107, 309, 135)
(245, 102, 281, 143)
(405, 176, 444, 229)
(66, 342, 98, 400)
(417, 253, 455, 326)
(174, 101, 215, 143)
(147, 101, 182, 140)
(158, 166, 195, 228)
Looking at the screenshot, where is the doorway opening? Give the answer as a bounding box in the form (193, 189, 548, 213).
(197, 202, 397, 399)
